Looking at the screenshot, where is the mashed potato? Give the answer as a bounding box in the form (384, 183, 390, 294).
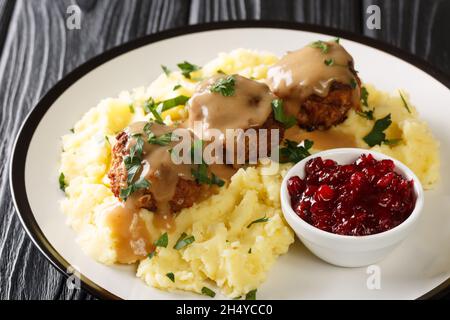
(60, 49, 439, 298)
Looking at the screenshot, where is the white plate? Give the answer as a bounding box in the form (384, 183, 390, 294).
(10, 22, 450, 300)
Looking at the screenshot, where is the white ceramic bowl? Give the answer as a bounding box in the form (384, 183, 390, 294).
(280, 148, 424, 267)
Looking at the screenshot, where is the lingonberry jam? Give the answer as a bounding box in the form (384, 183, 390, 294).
(287, 154, 415, 236)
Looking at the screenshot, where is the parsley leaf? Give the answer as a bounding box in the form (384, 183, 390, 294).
(350, 78, 358, 89)
(129, 104, 135, 113)
(154, 232, 168, 248)
(334, 37, 340, 44)
(310, 40, 329, 53)
(119, 177, 150, 200)
(161, 65, 171, 76)
(166, 272, 175, 282)
(399, 90, 411, 113)
(190, 141, 225, 187)
(279, 139, 313, 164)
(245, 289, 257, 300)
(201, 287, 216, 298)
(247, 215, 269, 228)
(173, 84, 181, 91)
(147, 251, 157, 260)
(361, 86, 369, 107)
(177, 61, 200, 79)
(129, 134, 144, 161)
(147, 130, 173, 146)
(174, 232, 195, 250)
(143, 98, 164, 124)
(324, 58, 334, 66)
(363, 114, 392, 147)
(272, 99, 296, 128)
(357, 110, 374, 120)
(160, 95, 190, 112)
(58, 172, 67, 192)
(210, 75, 236, 97)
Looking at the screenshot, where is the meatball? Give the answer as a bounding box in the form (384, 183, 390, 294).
(295, 80, 360, 130)
(187, 74, 285, 167)
(108, 127, 205, 214)
(267, 41, 361, 130)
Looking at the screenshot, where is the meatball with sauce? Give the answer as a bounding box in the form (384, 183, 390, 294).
(267, 41, 361, 130)
(187, 74, 285, 167)
(108, 122, 207, 216)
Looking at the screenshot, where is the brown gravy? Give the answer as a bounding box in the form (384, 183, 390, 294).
(187, 74, 274, 140)
(103, 201, 153, 263)
(285, 126, 357, 150)
(267, 41, 360, 109)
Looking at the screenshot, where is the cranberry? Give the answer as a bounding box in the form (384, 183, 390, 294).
(289, 154, 415, 236)
(376, 172, 395, 188)
(287, 176, 305, 197)
(315, 185, 335, 201)
(305, 157, 323, 175)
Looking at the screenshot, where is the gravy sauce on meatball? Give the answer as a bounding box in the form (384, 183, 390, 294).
(188, 74, 274, 140)
(267, 41, 361, 130)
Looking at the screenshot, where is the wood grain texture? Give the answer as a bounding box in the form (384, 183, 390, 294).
(0, 0, 448, 300)
(362, 0, 450, 75)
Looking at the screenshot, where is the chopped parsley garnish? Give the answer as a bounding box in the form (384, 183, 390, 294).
(324, 58, 333, 66)
(166, 272, 175, 282)
(174, 232, 195, 250)
(129, 104, 135, 113)
(143, 98, 164, 124)
(177, 61, 200, 79)
(233, 296, 242, 300)
(271, 99, 296, 128)
(119, 177, 150, 200)
(161, 65, 171, 76)
(357, 109, 374, 120)
(58, 172, 67, 192)
(361, 86, 369, 107)
(324, 58, 347, 67)
(310, 40, 329, 53)
(69, 128, 74, 133)
(279, 139, 313, 164)
(143, 123, 173, 146)
(334, 37, 340, 44)
(120, 134, 150, 200)
(248, 248, 252, 254)
(216, 69, 226, 74)
(350, 78, 358, 89)
(105, 136, 110, 145)
(247, 215, 269, 228)
(190, 141, 225, 187)
(154, 232, 168, 248)
(245, 289, 257, 300)
(201, 287, 216, 298)
(399, 90, 411, 113)
(129, 134, 144, 161)
(159, 95, 190, 112)
(356, 86, 374, 119)
(173, 84, 181, 91)
(210, 75, 236, 97)
(143, 96, 189, 122)
(147, 251, 156, 260)
(363, 114, 393, 147)
(124, 156, 142, 184)
(192, 163, 224, 187)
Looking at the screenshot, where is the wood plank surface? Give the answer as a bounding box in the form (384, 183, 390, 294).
(0, 0, 448, 300)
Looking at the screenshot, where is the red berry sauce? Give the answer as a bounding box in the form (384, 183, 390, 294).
(287, 154, 416, 236)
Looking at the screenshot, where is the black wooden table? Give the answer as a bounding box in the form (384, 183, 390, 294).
(0, 0, 448, 300)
